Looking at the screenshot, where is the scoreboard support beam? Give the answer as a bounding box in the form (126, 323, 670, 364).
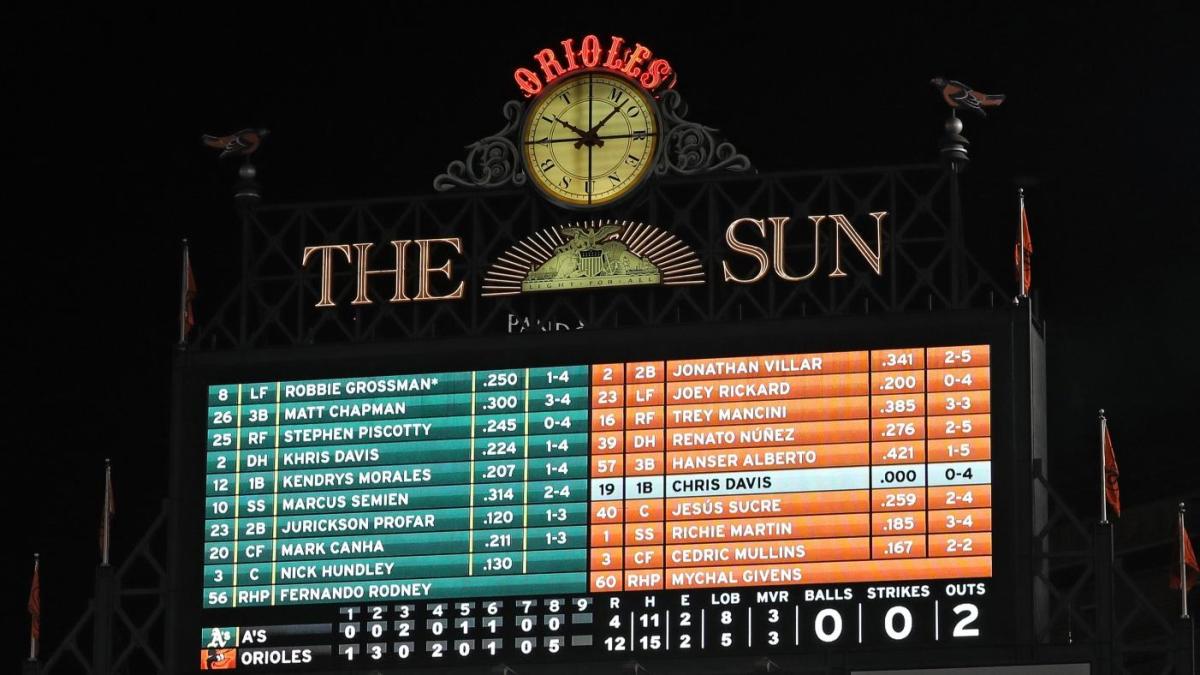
(1091, 523, 1115, 675)
(1171, 616, 1195, 674)
(90, 564, 116, 675)
(165, 350, 189, 675)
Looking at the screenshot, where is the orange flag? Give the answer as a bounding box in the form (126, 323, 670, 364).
(29, 556, 40, 646)
(1014, 191, 1033, 296)
(180, 241, 198, 344)
(99, 461, 115, 560)
(1170, 521, 1198, 591)
(1102, 425, 1120, 517)
(185, 253, 198, 335)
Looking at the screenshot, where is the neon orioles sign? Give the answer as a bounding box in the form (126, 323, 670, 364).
(513, 35, 677, 98)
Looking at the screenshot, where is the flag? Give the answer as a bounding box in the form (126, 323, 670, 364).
(1171, 520, 1199, 591)
(29, 556, 40, 649)
(180, 241, 198, 344)
(185, 250, 198, 336)
(1102, 425, 1120, 517)
(100, 461, 115, 560)
(1014, 192, 1033, 296)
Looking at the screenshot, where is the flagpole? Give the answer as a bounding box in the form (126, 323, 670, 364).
(1182, 502, 1190, 619)
(178, 239, 190, 346)
(1018, 187, 1027, 300)
(102, 458, 112, 567)
(29, 552, 38, 661)
(1099, 410, 1108, 525)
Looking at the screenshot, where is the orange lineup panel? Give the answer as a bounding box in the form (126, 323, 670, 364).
(928, 532, 993, 557)
(928, 485, 993, 509)
(871, 416, 927, 442)
(872, 535, 929, 559)
(664, 556, 991, 589)
(666, 443, 871, 474)
(666, 490, 872, 521)
(927, 508, 993, 533)
(667, 419, 870, 451)
(872, 488, 928, 512)
(590, 571, 623, 592)
(665, 537, 871, 568)
(927, 345, 991, 369)
(590, 431, 625, 455)
(925, 414, 991, 440)
(592, 364, 626, 386)
(870, 394, 928, 418)
(666, 351, 869, 382)
(590, 501, 624, 524)
(627, 361, 665, 383)
(870, 442, 928, 465)
(666, 513, 870, 544)
(626, 430, 664, 453)
(625, 406, 666, 430)
(927, 366, 991, 392)
(666, 373, 871, 404)
(590, 386, 624, 409)
(870, 369, 925, 395)
(928, 437, 992, 463)
(589, 524, 624, 547)
(626, 383, 664, 406)
(871, 510, 927, 536)
(590, 409, 624, 432)
(666, 397, 870, 428)
(871, 349, 926, 371)
(590, 547, 623, 570)
(929, 390, 992, 415)
(626, 499, 665, 522)
(591, 454, 624, 476)
(625, 569, 664, 590)
(624, 545, 665, 569)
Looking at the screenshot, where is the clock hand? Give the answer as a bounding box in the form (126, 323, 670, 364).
(554, 116, 604, 150)
(554, 116, 590, 139)
(585, 100, 627, 135)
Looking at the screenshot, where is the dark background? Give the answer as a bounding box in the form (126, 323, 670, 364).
(7, 3, 1198, 661)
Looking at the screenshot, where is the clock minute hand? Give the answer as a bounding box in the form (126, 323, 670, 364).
(586, 100, 626, 135)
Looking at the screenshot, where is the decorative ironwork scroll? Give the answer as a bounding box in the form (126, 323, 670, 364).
(433, 101, 528, 191)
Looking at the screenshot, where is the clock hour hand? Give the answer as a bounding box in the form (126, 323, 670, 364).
(553, 116, 603, 148)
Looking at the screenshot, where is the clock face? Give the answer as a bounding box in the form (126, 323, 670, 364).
(522, 72, 659, 208)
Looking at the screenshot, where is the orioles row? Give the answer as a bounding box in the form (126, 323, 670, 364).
(591, 369, 992, 409)
(589, 555, 992, 592)
(591, 488, 992, 521)
(590, 346, 990, 385)
(588, 440, 992, 473)
(589, 393, 992, 426)
(588, 533, 994, 571)
(586, 511, 992, 544)
(586, 416, 992, 448)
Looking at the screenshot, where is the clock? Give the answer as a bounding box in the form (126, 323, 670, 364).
(521, 72, 660, 208)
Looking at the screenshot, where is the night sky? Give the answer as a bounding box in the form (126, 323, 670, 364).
(8, 3, 1198, 662)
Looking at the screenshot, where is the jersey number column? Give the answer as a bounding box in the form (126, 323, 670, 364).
(590, 364, 626, 592)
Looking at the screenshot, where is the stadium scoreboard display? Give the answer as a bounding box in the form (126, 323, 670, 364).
(179, 317, 1023, 672)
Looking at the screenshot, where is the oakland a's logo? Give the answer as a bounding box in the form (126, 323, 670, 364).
(482, 221, 704, 297)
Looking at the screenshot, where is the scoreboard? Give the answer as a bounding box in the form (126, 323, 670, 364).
(178, 316, 1023, 673)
